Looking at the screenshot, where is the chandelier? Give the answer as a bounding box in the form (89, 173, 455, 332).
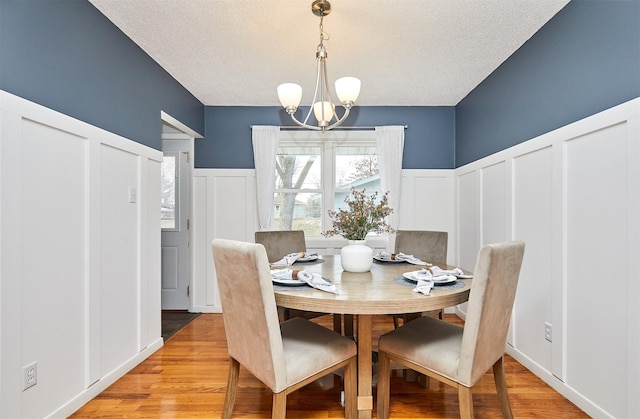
(277, 0, 361, 132)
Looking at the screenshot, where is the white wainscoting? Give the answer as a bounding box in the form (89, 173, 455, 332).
(0, 91, 163, 418)
(455, 98, 640, 419)
(191, 168, 457, 313)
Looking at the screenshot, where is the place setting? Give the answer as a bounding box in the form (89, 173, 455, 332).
(373, 251, 429, 266)
(395, 266, 473, 295)
(270, 268, 337, 293)
(270, 251, 324, 267)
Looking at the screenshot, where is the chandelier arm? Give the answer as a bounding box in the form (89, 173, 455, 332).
(325, 107, 351, 131)
(288, 113, 322, 131)
(318, 55, 329, 123)
(302, 55, 325, 126)
(320, 58, 339, 122)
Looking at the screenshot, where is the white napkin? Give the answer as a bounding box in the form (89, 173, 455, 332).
(376, 252, 429, 266)
(270, 269, 337, 294)
(429, 266, 464, 278)
(270, 268, 298, 280)
(271, 251, 310, 266)
(411, 266, 460, 286)
(411, 266, 461, 295)
(413, 279, 434, 296)
(297, 271, 337, 294)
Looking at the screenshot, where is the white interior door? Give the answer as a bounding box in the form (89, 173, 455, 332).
(161, 140, 191, 309)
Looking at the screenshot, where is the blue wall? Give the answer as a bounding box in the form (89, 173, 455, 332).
(3, 1, 636, 167)
(197, 106, 455, 169)
(455, 0, 640, 167)
(0, 0, 204, 151)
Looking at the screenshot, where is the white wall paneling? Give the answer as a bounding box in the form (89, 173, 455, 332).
(512, 145, 554, 373)
(0, 91, 163, 418)
(456, 170, 480, 272)
(455, 98, 640, 419)
(564, 122, 629, 418)
(191, 169, 256, 312)
(399, 170, 456, 264)
(191, 168, 457, 312)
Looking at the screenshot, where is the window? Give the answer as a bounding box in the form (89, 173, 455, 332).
(274, 130, 379, 236)
(161, 154, 177, 230)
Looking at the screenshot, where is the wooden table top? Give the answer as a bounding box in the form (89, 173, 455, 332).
(273, 255, 472, 315)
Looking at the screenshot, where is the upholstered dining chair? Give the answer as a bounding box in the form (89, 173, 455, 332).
(212, 239, 357, 419)
(255, 230, 307, 263)
(376, 241, 525, 419)
(393, 230, 449, 325)
(394, 230, 448, 264)
(255, 230, 351, 335)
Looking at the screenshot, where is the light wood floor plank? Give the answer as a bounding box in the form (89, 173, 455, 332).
(70, 314, 590, 418)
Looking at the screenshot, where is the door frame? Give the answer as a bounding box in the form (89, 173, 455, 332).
(160, 111, 202, 311)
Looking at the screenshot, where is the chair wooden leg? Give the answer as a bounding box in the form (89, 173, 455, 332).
(344, 314, 354, 337)
(221, 357, 240, 419)
(403, 368, 418, 382)
(343, 357, 358, 419)
(272, 391, 287, 419)
(376, 351, 392, 419)
(458, 385, 474, 419)
(392, 315, 400, 329)
(417, 373, 430, 388)
(333, 314, 342, 334)
(277, 307, 290, 323)
(493, 357, 514, 419)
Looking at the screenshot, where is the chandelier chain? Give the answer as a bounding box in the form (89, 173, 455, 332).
(319, 16, 330, 44)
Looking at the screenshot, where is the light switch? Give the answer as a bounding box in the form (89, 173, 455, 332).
(128, 187, 137, 203)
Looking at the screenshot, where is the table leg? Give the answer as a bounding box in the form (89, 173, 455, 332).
(356, 314, 373, 419)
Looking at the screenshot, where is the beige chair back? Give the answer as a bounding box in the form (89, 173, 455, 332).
(255, 230, 306, 263)
(394, 230, 448, 264)
(212, 239, 287, 391)
(458, 241, 525, 386)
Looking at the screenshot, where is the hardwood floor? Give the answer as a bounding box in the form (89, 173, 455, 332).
(70, 313, 590, 418)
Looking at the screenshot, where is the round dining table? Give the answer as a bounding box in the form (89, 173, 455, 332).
(273, 255, 472, 419)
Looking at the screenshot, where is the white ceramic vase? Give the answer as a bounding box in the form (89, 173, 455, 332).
(340, 240, 373, 272)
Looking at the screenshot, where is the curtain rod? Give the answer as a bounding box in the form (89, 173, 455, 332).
(250, 125, 408, 130)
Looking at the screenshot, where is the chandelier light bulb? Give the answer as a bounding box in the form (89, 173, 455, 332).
(313, 101, 335, 125)
(277, 83, 303, 111)
(335, 77, 361, 107)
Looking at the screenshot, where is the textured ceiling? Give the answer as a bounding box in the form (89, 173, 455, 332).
(89, 0, 569, 107)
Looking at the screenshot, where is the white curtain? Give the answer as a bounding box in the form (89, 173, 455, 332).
(375, 126, 405, 251)
(252, 126, 280, 231)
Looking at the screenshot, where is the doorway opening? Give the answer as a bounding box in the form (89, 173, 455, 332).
(160, 112, 201, 311)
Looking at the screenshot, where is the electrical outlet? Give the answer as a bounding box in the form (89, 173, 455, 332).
(544, 322, 552, 342)
(23, 361, 37, 391)
(128, 187, 137, 203)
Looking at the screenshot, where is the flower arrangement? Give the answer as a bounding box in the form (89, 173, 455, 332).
(322, 188, 394, 241)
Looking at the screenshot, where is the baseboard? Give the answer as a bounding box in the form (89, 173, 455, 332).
(46, 338, 164, 418)
(191, 305, 222, 313)
(505, 346, 612, 419)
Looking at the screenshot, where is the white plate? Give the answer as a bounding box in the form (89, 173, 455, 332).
(374, 255, 407, 263)
(272, 278, 308, 286)
(402, 271, 457, 285)
(456, 274, 473, 279)
(296, 255, 319, 262)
